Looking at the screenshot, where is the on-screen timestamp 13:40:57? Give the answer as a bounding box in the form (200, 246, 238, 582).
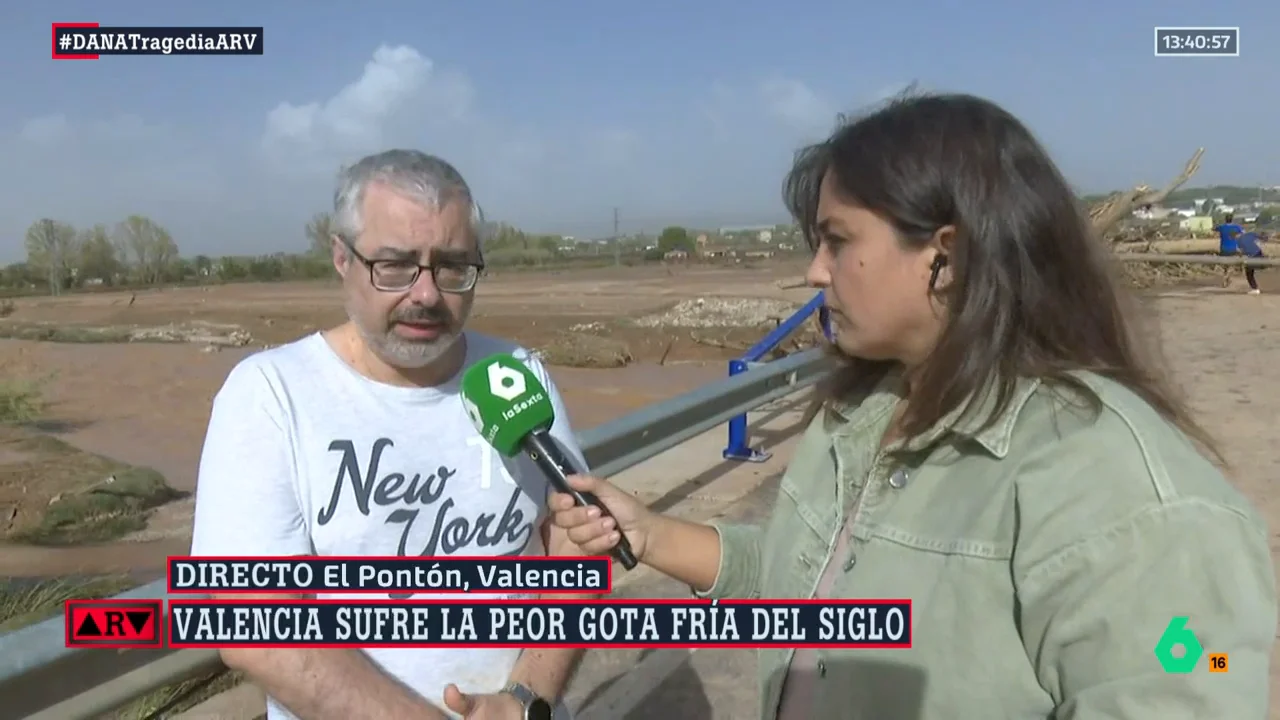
(1154, 27, 1240, 57)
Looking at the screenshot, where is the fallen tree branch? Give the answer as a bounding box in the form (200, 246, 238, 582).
(689, 331, 748, 351)
(1090, 148, 1204, 237)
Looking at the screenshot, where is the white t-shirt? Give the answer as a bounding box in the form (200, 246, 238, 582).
(190, 331, 584, 720)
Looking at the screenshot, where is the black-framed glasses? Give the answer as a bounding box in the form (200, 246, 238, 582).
(337, 236, 484, 293)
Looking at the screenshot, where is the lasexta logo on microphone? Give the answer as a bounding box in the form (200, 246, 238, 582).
(485, 361, 546, 426)
(487, 361, 527, 401)
(459, 354, 556, 456)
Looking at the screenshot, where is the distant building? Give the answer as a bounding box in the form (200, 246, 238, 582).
(1180, 216, 1214, 233)
(1133, 206, 1176, 220)
(718, 224, 775, 234)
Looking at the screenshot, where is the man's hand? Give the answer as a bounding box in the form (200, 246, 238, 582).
(442, 684, 523, 719)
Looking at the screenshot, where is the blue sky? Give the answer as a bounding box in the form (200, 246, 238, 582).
(1, 0, 1275, 260)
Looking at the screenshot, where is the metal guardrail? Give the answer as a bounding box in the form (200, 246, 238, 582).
(723, 291, 830, 461)
(0, 347, 833, 720)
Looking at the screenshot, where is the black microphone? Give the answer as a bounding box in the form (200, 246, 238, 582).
(521, 430, 637, 569)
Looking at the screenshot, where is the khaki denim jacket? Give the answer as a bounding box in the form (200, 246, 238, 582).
(700, 371, 1276, 719)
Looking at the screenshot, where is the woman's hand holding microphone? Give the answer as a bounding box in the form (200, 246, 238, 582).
(547, 474, 654, 561)
(547, 474, 723, 593)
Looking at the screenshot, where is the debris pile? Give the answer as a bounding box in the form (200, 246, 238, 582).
(0, 320, 254, 348)
(568, 321, 609, 333)
(635, 297, 801, 328)
(127, 321, 253, 347)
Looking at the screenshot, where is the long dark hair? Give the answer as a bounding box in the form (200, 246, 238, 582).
(786, 91, 1220, 460)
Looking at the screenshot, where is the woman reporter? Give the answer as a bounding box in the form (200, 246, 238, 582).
(550, 92, 1276, 719)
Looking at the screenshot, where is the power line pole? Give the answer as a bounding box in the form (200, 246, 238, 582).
(612, 207, 621, 265)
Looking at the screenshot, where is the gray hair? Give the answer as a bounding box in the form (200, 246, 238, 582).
(332, 149, 487, 244)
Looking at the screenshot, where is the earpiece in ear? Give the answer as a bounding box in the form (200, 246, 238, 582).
(929, 254, 949, 290)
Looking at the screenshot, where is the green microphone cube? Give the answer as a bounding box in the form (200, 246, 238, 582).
(460, 353, 556, 457)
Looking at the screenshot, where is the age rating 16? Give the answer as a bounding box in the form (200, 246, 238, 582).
(1154, 27, 1239, 57)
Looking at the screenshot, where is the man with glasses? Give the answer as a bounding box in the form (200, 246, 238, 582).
(190, 150, 581, 720)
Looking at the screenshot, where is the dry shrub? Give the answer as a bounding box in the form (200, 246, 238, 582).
(0, 353, 46, 425)
(12, 465, 184, 546)
(535, 331, 633, 368)
(0, 379, 43, 425)
(1120, 261, 1226, 289)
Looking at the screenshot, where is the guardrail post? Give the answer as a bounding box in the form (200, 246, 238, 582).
(721, 358, 771, 462)
(721, 291, 828, 462)
(722, 291, 829, 462)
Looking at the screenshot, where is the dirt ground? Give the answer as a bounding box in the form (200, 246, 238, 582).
(0, 262, 1278, 711)
(0, 262, 819, 364)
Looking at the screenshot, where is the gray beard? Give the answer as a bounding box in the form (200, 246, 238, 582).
(346, 306, 462, 370)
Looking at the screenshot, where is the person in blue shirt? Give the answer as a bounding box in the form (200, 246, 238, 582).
(1216, 213, 1243, 255)
(1236, 227, 1266, 295)
(1214, 213, 1262, 293)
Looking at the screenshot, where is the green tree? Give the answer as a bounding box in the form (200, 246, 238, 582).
(484, 222, 529, 250)
(0, 263, 39, 289)
(192, 255, 214, 279)
(1257, 209, 1275, 226)
(77, 224, 123, 285)
(217, 257, 249, 282)
(248, 254, 285, 281)
(306, 212, 335, 258)
(24, 219, 77, 295)
(114, 215, 180, 284)
(535, 235, 561, 254)
(657, 226, 693, 253)
(172, 258, 198, 281)
(276, 251, 332, 279)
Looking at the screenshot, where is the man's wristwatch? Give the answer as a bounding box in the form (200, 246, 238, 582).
(501, 682, 554, 720)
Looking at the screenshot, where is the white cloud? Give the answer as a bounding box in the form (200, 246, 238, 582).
(0, 44, 510, 261)
(0, 51, 834, 262)
(759, 75, 834, 139)
(261, 45, 475, 174)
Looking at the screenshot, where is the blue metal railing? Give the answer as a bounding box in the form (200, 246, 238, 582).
(723, 291, 831, 461)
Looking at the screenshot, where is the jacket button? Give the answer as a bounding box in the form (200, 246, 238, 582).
(888, 468, 909, 489)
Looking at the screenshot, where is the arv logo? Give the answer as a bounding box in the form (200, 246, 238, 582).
(487, 361, 527, 401)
